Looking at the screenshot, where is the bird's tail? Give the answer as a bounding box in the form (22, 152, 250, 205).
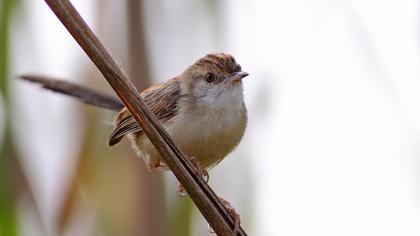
(19, 75, 124, 112)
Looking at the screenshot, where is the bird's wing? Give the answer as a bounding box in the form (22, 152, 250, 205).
(107, 79, 181, 146)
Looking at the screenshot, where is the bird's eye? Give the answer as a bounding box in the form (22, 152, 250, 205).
(205, 73, 216, 83)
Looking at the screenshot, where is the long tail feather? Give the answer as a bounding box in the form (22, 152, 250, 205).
(19, 75, 124, 111)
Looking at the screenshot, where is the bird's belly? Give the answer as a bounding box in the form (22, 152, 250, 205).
(166, 110, 246, 168)
(132, 108, 246, 170)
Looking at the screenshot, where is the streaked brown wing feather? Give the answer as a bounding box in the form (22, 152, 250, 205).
(107, 115, 141, 146)
(107, 78, 180, 146)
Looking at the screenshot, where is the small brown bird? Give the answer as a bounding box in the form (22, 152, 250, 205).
(20, 53, 248, 232)
(108, 53, 248, 175)
(111, 53, 248, 231)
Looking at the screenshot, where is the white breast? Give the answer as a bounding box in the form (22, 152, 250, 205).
(166, 85, 247, 167)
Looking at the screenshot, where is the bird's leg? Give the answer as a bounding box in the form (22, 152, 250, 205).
(149, 162, 169, 172)
(150, 164, 169, 172)
(176, 156, 209, 197)
(148, 161, 189, 196)
(207, 197, 241, 234)
(188, 156, 209, 181)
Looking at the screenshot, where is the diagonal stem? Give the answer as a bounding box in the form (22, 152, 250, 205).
(43, 0, 247, 235)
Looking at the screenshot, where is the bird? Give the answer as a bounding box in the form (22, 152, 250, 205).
(108, 53, 248, 176)
(19, 52, 249, 232)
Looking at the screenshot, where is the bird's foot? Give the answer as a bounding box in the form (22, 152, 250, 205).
(150, 162, 169, 172)
(207, 197, 241, 234)
(175, 184, 187, 197)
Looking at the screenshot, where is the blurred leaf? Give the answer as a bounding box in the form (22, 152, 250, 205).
(0, 0, 22, 235)
(57, 104, 100, 233)
(168, 197, 193, 236)
(0, 0, 17, 94)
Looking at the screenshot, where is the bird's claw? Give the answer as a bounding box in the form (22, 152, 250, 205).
(219, 197, 241, 234)
(207, 197, 241, 234)
(176, 184, 188, 197)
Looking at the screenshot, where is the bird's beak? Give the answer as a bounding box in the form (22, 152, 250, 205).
(226, 71, 249, 83)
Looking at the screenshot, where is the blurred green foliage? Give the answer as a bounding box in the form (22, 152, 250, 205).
(0, 0, 21, 235)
